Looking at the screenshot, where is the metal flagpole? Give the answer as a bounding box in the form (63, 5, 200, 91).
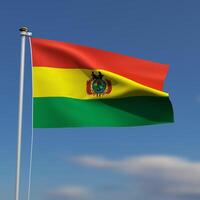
(15, 27, 32, 200)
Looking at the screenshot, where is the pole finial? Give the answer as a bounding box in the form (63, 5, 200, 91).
(19, 26, 32, 37)
(19, 26, 29, 32)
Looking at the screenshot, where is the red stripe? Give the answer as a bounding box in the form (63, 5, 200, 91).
(31, 38, 169, 91)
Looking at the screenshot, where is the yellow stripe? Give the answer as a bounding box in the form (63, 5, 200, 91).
(33, 67, 168, 99)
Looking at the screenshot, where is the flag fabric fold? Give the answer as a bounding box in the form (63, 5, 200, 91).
(30, 38, 174, 128)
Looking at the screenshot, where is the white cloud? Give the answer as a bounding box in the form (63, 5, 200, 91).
(72, 155, 200, 198)
(72, 155, 112, 168)
(50, 185, 91, 199)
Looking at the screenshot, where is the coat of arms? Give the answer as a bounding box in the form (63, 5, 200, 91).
(86, 71, 112, 96)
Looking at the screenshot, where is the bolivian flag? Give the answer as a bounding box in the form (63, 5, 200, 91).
(30, 38, 174, 128)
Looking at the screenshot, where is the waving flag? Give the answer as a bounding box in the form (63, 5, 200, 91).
(30, 38, 174, 128)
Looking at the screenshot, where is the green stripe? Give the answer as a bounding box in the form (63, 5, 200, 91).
(33, 96, 174, 128)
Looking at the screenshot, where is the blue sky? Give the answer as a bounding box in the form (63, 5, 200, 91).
(0, 0, 200, 200)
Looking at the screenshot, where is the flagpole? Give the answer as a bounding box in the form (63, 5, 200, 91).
(15, 27, 32, 200)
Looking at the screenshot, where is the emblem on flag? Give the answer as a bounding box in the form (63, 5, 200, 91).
(86, 71, 112, 96)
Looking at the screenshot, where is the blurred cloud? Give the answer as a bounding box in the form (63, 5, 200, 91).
(49, 185, 91, 200)
(72, 155, 200, 199)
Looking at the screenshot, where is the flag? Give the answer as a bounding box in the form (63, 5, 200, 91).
(30, 38, 174, 128)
